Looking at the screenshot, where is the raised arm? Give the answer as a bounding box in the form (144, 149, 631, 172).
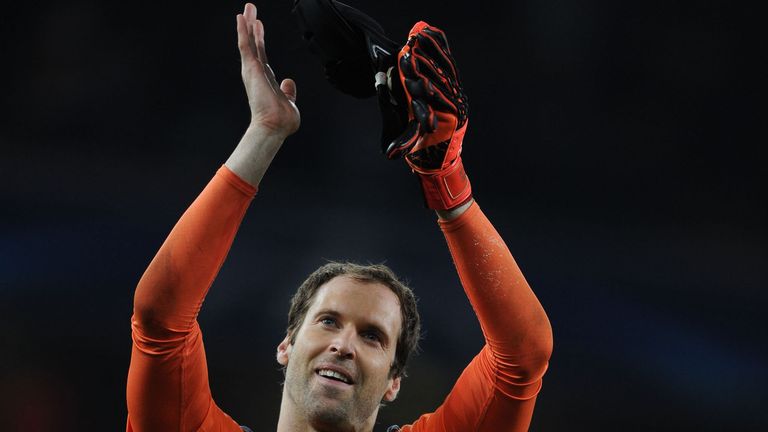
(126, 4, 299, 431)
(422, 202, 553, 432)
(379, 22, 553, 431)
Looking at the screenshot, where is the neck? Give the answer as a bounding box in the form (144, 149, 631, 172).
(276, 387, 377, 432)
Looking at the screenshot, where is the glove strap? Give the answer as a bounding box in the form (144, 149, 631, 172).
(414, 158, 472, 210)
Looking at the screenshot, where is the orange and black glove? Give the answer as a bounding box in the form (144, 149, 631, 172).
(382, 21, 471, 210)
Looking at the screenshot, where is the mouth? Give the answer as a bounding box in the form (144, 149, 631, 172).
(315, 368, 354, 385)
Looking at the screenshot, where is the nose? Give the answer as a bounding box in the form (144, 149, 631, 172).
(329, 327, 356, 360)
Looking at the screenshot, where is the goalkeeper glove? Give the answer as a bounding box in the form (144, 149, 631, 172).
(385, 21, 471, 210)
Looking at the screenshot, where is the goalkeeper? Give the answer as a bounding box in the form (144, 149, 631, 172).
(126, 3, 552, 431)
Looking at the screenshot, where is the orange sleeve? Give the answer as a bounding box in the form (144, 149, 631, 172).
(126, 166, 256, 432)
(401, 202, 553, 432)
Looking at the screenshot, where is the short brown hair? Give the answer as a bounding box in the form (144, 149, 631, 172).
(286, 262, 421, 378)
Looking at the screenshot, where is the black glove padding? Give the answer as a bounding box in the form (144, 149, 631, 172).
(384, 22, 469, 170)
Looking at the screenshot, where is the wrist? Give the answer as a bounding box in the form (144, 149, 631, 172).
(436, 198, 474, 220)
(412, 157, 472, 210)
(246, 122, 290, 145)
(225, 125, 287, 187)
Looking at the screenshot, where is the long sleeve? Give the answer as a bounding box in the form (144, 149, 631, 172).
(126, 166, 256, 432)
(402, 202, 553, 432)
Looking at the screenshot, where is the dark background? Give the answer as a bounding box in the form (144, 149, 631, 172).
(1, 1, 764, 431)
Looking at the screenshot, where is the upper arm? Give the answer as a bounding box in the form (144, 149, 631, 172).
(127, 321, 241, 432)
(402, 345, 542, 432)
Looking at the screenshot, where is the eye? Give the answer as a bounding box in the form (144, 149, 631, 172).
(320, 317, 337, 327)
(362, 331, 381, 343)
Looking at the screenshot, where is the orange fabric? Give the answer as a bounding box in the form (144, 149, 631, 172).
(400, 202, 551, 432)
(126, 166, 255, 432)
(126, 168, 551, 432)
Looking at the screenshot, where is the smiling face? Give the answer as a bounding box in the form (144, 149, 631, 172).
(277, 275, 403, 431)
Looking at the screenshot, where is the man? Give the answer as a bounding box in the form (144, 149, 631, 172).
(126, 3, 553, 431)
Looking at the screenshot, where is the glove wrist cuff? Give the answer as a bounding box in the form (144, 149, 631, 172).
(413, 158, 472, 210)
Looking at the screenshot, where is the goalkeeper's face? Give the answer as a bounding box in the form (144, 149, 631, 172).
(277, 275, 403, 430)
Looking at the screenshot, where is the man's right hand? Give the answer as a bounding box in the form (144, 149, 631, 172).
(237, 3, 300, 139)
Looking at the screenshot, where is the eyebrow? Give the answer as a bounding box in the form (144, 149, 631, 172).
(314, 309, 392, 345)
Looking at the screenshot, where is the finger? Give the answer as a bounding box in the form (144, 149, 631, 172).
(424, 83, 457, 113)
(243, 2, 256, 21)
(236, 14, 256, 63)
(404, 77, 427, 98)
(414, 33, 457, 81)
(412, 98, 436, 133)
(411, 53, 452, 95)
(419, 29, 465, 88)
(253, 19, 281, 93)
(248, 22, 259, 59)
(423, 27, 451, 55)
(399, 47, 453, 101)
(413, 62, 459, 110)
(399, 51, 417, 79)
(411, 58, 459, 116)
(263, 63, 282, 95)
(386, 120, 421, 159)
(402, 41, 459, 117)
(253, 19, 269, 65)
(250, 18, 283, 95)
(243, 4, 262, 63)
(280, 78, 298, 103)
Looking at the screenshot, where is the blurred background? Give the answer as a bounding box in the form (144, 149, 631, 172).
(0, 0, 764, 431)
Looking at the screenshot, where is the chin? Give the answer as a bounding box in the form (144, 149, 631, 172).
(308, 404, 353, 431)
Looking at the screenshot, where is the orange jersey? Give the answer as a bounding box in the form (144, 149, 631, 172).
(127, 166, 551, 431)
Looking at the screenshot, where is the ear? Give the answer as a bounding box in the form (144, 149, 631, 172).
(276, 335, 292, 366)
(383, 375, 401, 402)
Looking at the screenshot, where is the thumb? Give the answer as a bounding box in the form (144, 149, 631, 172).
(280, 78, 297, 103)
(385, 120, 421, 159)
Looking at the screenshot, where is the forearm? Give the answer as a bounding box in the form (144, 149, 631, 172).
(405, 206, 551, 431)
(132, 166, 256, 332)
(133, 124, 286, 329)
(440, 202, 552, 379)
(225, 124, 286, 187)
